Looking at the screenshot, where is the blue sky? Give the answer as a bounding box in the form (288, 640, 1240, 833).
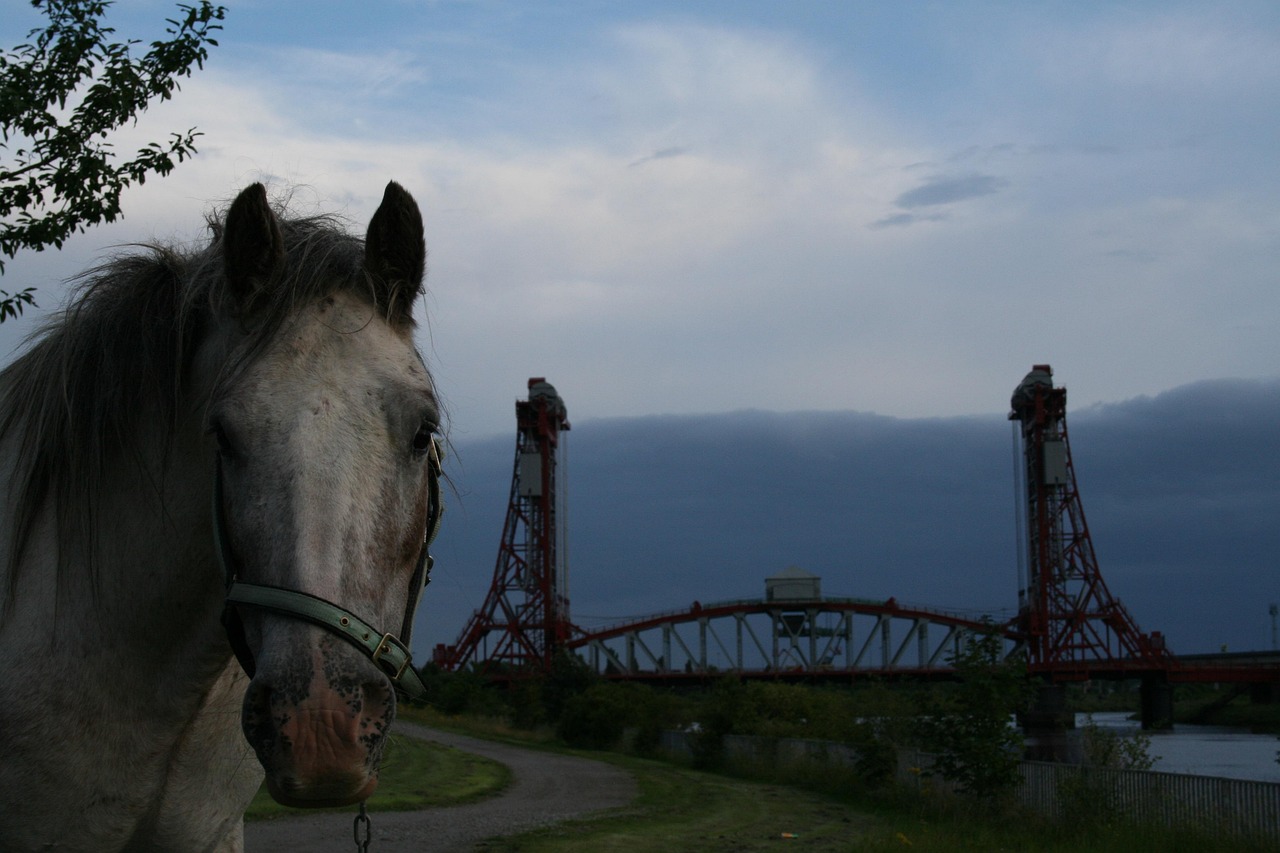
(3, 1, 1279, 440)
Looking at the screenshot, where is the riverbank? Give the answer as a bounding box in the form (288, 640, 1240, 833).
(1065, 682, 1280, 733)
(1177, 693, 1280, 732)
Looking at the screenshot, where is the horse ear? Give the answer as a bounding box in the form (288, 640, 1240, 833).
(364, 181, 425, 327)
(223, 183, 284, 312)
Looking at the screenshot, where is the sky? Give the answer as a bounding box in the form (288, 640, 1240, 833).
(3, 1, 1279, 440)
(2, 4, 1278, 658)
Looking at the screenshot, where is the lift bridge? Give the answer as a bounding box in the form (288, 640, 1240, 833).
(431, 379, 999, 681)
(568, 585, 1005, 683)
(435, 372, 1280, 707)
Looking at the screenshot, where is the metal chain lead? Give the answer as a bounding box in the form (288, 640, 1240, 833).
(353, 801, 372, 853)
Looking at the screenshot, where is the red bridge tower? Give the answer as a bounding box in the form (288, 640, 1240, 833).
(1010, 365, 1174, 678)
(433, 379, 574, 673)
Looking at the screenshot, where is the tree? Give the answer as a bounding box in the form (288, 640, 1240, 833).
(916, 622, 1033, 806)
(0, 0, 225, 319)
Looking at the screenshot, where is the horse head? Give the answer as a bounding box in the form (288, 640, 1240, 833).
(208, 182, 439, 807)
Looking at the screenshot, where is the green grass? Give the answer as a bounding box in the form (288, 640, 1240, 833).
(242, 704, 1276, 850)
(477, 754, 882, 852)
(409, 711, 1273, 853)
(244, 725, 510, 821)
(480, 750, 1274, 853)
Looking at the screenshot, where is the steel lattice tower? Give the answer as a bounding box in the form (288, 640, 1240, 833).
(1010, 365, 1173, 676)
(434, 378, 573, 673)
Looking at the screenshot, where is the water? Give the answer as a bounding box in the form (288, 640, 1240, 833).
(1082, 711, 1280, 783)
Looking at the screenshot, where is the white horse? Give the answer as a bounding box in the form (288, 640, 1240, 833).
(0, 182, 443, 851)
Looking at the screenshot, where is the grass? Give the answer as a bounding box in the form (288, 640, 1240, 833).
(480, 749, 1274, 853)
(407, 710, 1274, 853)
(244, 723, 510, 821)
(476, 754, 883, 852)
(242, 704, 1276, 850)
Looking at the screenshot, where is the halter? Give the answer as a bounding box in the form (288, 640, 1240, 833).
(215, 440, 443, 701)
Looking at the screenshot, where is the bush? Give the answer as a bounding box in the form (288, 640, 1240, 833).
(420, 665, 507, 717)
(556, 683, 649, 749)
(916, 624, 1033, 806)
(1080, 715, 1156, 771)
(541, 651, 597, 722)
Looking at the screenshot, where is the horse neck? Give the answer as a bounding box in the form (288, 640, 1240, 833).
(0, 392, 256, 850)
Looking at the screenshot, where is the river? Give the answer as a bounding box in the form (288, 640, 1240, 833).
(1083, 711, 1280, 783)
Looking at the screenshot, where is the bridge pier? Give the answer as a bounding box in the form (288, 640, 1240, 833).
(1018, 684, 1079, 762)
(1140, 674, 1174, 730)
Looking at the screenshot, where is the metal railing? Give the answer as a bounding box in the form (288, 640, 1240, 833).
(658, 732, 1280, 843)
(898, 747, 1280, 843)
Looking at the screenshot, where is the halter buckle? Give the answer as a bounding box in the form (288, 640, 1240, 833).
(372, 632, 412, 682)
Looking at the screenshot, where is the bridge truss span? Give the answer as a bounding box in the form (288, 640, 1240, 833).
(566, 597, 1015, 682)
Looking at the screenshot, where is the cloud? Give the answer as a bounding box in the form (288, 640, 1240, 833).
(419, 378, 1280, 658)
(868, 171, 1007, 228)
(894, 173, 1009, 209)
(4, 7, 1278, 447)
(629, 147, 689, 167)
(868, 211, 947, 230)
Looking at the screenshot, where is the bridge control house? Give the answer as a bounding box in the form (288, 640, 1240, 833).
(766, 566, 822, 603)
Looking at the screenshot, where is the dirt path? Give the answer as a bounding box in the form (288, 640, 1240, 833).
(243, 724, 637, 852)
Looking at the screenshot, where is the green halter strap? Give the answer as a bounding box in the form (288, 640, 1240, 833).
(216, 441, 443, 700)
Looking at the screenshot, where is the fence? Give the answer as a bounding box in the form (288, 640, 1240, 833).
(1020, 758, 1278, 841)
(660, 732, 1280, 843)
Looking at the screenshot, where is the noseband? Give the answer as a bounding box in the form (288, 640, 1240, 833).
(214, 441, 443, 701)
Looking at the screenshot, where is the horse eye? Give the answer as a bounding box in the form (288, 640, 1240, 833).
(411, 423, 436, 457)
(209, 422, 234, 455)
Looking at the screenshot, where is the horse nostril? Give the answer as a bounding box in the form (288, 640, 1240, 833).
(361, 678, 395, 725)
(242, 680, 272, 719)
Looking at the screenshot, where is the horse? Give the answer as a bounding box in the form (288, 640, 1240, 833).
(0, 182, 443, 851)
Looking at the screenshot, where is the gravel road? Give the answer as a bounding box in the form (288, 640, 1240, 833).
(243, 724, 637, 853)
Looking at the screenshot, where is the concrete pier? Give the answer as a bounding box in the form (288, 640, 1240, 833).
(1140, 675, 1174, 729)
(1018, 683, 1080, 762)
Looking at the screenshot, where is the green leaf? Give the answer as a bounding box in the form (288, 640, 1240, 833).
(0, 0, 226, 299)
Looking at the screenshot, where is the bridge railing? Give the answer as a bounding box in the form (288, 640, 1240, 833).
(573, 596, 1007, 639)
(568, 596, 1019, 677)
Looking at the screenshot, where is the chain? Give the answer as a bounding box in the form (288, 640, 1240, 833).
(353, 801, 372, 853)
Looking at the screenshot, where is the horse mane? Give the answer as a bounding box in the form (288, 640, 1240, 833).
(0, 197, 396, 593)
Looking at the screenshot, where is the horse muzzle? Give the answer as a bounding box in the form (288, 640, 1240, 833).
(240, 637, 396, 808)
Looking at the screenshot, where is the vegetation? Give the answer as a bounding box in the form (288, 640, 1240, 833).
(914, 624, 1033, 803)
(1077, 714, 1156, 771)
(236, 654, 1275, 849)
(477, 753, 884, 852)
(1174, 684, 1280, 733)
(323, 654, 1273, 850)
(1, 0, 225, 318)
(413, 706, 1267, 853)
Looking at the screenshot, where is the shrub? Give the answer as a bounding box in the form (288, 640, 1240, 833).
(916, 623, 1032, 806)
(556, 683, 648, 749)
